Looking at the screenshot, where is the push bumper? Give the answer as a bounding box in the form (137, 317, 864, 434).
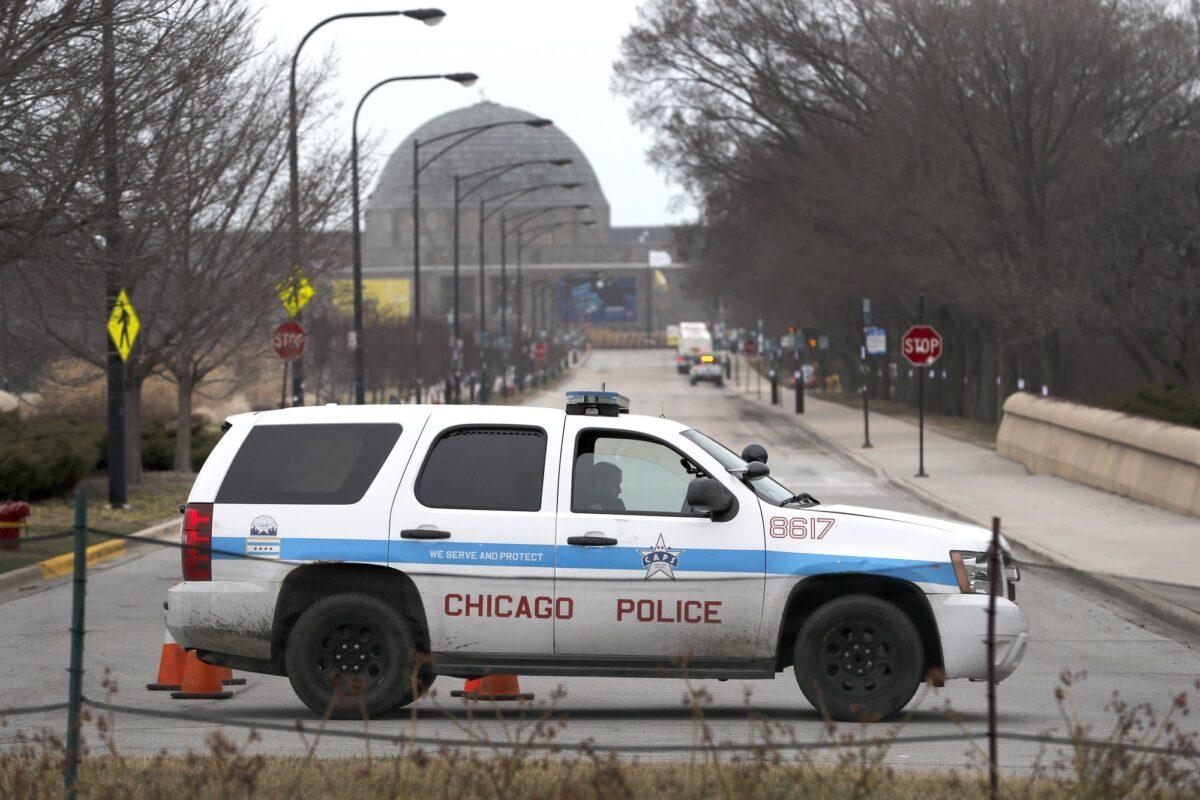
(166, 580, 281, 661)
(928, 593, 1028, 681)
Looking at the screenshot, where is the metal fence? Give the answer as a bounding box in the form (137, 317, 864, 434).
(3, 496, 1198, 799)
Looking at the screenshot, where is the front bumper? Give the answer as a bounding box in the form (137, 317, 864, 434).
(928, 593, 1028, 681)
(166, 580, 281, 660)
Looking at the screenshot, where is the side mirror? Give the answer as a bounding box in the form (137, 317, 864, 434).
(741, 443, 768, 464)
(743, 460, 770, 481)
(686, 477, 737, 521)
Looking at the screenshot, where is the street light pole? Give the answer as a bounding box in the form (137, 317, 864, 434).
(476, 182, 581, 396)
(289, 8, 446, 407)
(448, 158, 571, 402)
(511, 228, 594, 388)
(351, 72, 475, 405)
(412, 118, 553, 403)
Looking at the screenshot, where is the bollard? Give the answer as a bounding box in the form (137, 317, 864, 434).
(769, 370, 780, 405)
(794, 370, 804, 413)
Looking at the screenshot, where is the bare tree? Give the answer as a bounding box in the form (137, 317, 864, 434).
(617, 0, 1200, 416)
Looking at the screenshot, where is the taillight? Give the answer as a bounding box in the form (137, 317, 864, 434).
(182, 502, 213, 581)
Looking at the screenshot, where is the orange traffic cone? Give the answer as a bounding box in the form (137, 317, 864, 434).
(170, 651, 233, 700)
(146, 628, 187, 691)
(218, 665, 247, 686)
(451, 674, 533, 702)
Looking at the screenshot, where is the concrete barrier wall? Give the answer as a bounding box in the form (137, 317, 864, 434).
(997, 393, 1200, 517)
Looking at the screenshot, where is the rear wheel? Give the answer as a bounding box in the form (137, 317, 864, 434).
(285, 592, 425, 719)
(793, 595, 922, 721)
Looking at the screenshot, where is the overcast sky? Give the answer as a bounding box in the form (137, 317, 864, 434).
(250, 0, 693, 227)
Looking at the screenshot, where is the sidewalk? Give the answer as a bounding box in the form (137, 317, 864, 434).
(729, 366, 1200, 625)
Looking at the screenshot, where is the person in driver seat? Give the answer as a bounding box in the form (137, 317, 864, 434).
(575, 455, 626, 512)
(591, 460, 625, 512)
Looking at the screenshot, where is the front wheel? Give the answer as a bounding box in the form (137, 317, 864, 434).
(285, 592, 425, 719)
(793, 595, 923, 722)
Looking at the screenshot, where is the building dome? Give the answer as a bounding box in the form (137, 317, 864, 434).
(366, 101, 608, 215)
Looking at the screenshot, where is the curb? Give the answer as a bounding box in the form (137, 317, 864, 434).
(738, 386, 1200, 637)
(0, 518, 178, 599)
(38, 538, 126, 579)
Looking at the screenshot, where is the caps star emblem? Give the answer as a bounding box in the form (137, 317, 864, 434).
(639, 534, 683, 580)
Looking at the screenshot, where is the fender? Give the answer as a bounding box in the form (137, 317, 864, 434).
(772, 573, 944, 677)
(272, 563, 430, 660)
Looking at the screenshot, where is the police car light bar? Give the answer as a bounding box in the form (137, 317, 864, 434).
(565, 390, 630, 417)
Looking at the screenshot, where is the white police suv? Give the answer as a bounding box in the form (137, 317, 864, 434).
(167, 391, 1026, 721)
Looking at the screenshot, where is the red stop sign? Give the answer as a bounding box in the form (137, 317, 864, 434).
(901, 325, 943, 366)
(533, 341, 548, 361)
(272, 320, 307, 360)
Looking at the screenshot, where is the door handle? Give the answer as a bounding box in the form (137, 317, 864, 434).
(401, 528, 451, 540)
(567, 534, 618, 547)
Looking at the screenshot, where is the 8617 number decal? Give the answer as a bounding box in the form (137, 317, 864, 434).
(769, 516, 835, 539)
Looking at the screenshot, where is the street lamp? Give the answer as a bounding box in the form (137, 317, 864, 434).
(477, 182, 581, 398)
(350, 72, 476, 405)
(480, 183, 581, 334)
(288, 8, 445, 407)
(411, 117, 553, 402)
(510, 219, 596, 388)
(445, 159, 572, 403)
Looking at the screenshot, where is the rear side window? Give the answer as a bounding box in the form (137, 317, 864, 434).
(417, 426, 546, 511)
(216, 423, 402, 505)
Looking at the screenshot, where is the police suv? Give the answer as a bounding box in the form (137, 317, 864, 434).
(167, 391, 1026, 721)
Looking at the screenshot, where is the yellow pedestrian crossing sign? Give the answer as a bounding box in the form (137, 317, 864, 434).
(277, 273, 314, 318)
(107, 289, 139, 362)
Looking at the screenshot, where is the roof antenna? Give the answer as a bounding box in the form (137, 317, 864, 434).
(660, 400, 665, 419)
(388, 395, 401, 405)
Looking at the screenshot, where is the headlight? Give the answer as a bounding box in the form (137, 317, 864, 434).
(950, 550, 990, 594)
(950, 550, 1017, 593)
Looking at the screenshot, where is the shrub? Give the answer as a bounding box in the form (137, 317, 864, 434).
(0, 411, 221, 499)
(140, 420, 175, 471)
(1105, 382, 1200, 428)
(0, 418, 95, 501)
(191, 424, 222, 471)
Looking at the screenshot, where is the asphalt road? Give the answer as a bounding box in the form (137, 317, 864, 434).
(1, 349, 1196, 772)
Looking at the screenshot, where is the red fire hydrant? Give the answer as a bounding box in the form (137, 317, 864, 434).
(0, 501, 31, 552)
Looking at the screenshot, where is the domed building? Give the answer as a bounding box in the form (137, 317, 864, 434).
(361, 101, 696, 334)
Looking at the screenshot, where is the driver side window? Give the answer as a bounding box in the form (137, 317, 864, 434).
(572, 431, 702, 515)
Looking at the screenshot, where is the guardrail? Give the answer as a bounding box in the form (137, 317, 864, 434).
(997, 392, 1200, 517)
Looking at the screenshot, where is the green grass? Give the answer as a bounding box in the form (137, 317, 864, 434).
(0, 471, 190, 574)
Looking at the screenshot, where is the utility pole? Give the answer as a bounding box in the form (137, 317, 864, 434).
(862, 297, 872, 448)
(101, 0, 126, 507)
(412, 138, 422, 403)
(916, 292, 929, 477)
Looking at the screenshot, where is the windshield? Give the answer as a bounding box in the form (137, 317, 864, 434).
(681, 429, 796, 506)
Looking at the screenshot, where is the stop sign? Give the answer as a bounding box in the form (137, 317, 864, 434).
(272, 320, 307, 360)
(532, 341, 548, 361)
(901, 325, 943, 366)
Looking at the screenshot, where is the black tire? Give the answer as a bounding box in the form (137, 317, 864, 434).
(793, 595, 923, 722)
(690, 378, 697, 386)
(285, 592, 426, 719)
(715, 378, 725, 388)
